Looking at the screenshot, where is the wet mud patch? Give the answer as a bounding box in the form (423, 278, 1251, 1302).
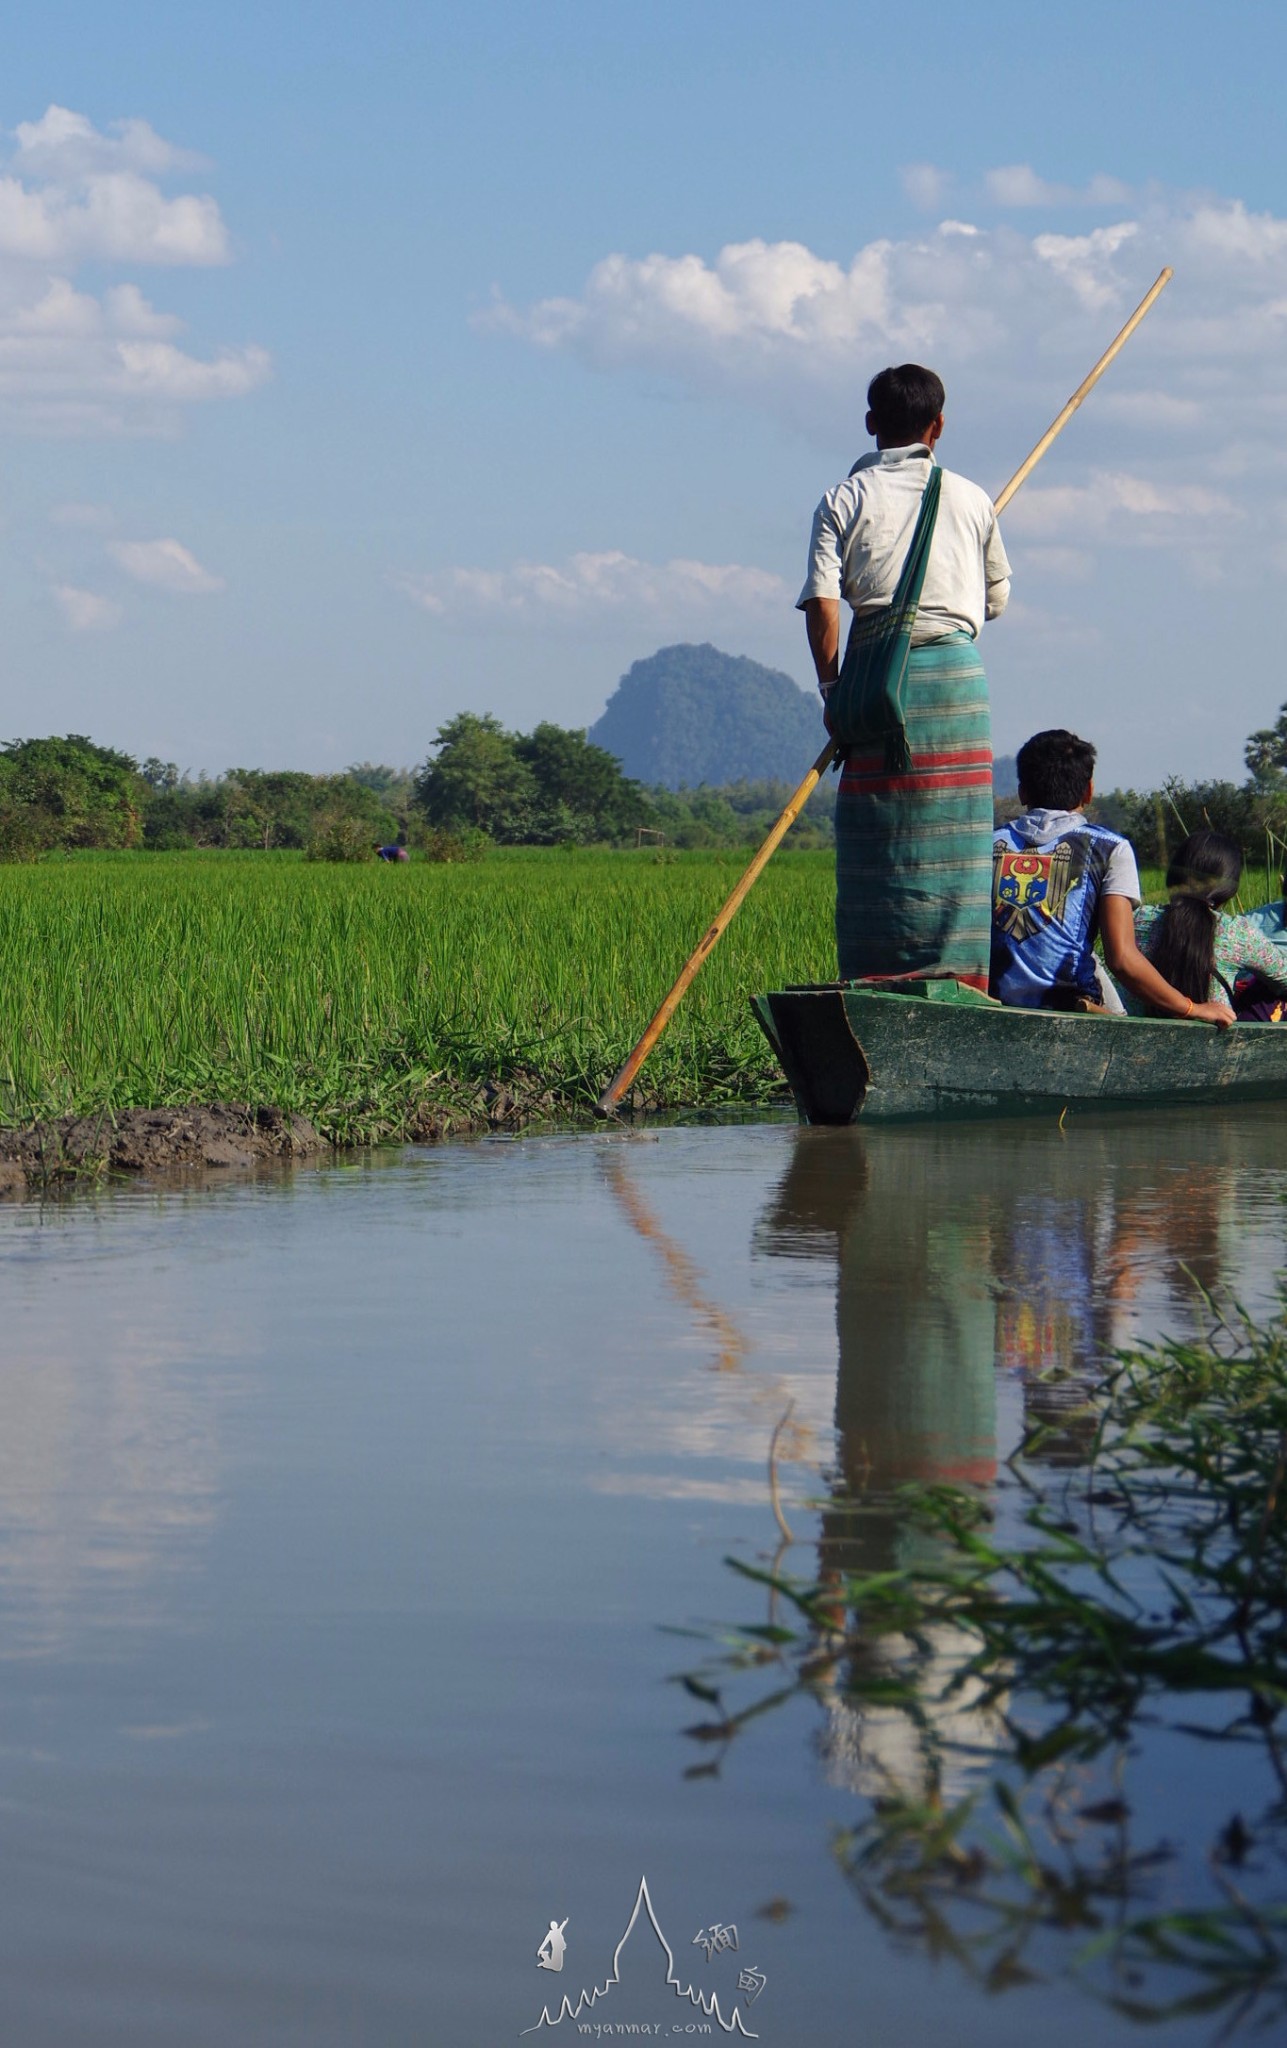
(0, 1104, 326, 1194)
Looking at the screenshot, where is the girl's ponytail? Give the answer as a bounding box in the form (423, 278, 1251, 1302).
(1146, 829, 1242, 1007)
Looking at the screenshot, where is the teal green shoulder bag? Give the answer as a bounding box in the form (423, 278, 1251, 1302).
(828, 464, 942, 773)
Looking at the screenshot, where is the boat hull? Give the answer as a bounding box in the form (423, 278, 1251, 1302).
(751, 983, 1287, 1125)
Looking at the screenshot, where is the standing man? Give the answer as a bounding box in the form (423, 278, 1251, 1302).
(798, 365, 1011, 989)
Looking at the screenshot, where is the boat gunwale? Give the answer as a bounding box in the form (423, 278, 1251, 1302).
(751, 980, 1287, 1126)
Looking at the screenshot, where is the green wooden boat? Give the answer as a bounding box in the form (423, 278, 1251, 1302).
(750, 978, 1287, 1124)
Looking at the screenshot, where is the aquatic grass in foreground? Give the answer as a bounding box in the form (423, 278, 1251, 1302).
(681, 1306, 1287, 2031)
(0, 849, 835, 1139)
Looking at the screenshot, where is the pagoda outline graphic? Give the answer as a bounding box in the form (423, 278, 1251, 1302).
(521, 1875, 758, 2036)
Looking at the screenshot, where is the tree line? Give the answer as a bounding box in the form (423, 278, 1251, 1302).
(0, 716, 836, 860)
(4, 703, 1285, 863)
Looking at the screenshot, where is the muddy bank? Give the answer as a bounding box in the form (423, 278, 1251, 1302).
(0, 1104, 326, 1194)
(0, 1081, 578, 1196)
(0, 1066, 670, 1195)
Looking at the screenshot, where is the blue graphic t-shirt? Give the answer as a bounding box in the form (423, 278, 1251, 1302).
(991, 809, 1140, 1009)
(1245, 898, 1287, 952)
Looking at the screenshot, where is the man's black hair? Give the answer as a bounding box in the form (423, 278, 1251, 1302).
(867, 364, 946, 443)
(1015, 729, 1098, 812)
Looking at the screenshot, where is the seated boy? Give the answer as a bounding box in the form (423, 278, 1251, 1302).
(991, 729, 1231, 1021)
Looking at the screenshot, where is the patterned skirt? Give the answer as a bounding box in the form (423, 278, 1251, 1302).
(834, 632, 992, 986)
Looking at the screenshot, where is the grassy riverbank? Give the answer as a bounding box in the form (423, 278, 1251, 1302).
(0, 848, 835, 1141)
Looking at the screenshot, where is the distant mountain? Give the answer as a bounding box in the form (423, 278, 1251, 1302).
(589, 643, 822, 789)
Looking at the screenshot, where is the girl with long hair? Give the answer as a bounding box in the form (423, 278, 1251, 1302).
(1131, 830, 1287, 1020)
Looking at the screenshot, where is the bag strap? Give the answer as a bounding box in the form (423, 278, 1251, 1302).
(828, 458, 944, 773)
(887, 461, 942, 625)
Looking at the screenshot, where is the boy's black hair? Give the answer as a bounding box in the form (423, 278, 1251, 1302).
(867, 364, 946, 443)
(1015, 729, 1098, 812)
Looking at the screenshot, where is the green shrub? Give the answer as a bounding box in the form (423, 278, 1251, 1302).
(413, 824, 488, 863)
(304, 809, 376, 863)
(0, 797, 56, 863)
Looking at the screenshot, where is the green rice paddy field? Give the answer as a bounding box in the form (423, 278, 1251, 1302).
(0, 848, 1277, 1142)
(0, 848, 837, 1140)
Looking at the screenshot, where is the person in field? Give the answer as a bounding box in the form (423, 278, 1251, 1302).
(798, 363, 1011, 988)
(991, 729, 1234, 1026)
(1126, 830, 1287, 1022)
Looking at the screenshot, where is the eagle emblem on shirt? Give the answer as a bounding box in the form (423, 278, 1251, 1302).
(993, 841, 1077, 942)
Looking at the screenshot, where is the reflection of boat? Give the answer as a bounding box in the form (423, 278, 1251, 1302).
(751, 978, 1287, 1124)
(755, 1110, 1287, 1501)
(749, 1112, 1287, 1801)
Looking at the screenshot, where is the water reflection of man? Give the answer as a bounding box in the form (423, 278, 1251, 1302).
(756, 1126, 997, 1564)
(756, 1126, 1001, 1794)
(750, 1114, 1279, 1793)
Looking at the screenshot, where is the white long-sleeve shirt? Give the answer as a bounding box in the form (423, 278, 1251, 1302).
(796, 442, 1012, 644)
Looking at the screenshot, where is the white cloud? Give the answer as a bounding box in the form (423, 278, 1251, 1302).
(13, 106, 207, 180)
(489, 188, 1287, 415)
(7, 276, 183, 340)
(985, 165, 1132, 208)
(395, 550, 787, 620)
(486, 183, 1287, 595)
(1032, 222, 1140, 308)
(109, 538, 224, 594)
(0, 282, 271, 434)
(901, 163, 951, 211)
(1005, 469, 1236, 540)
(53, 582, 122, 632)
(997, 597, 1101, 652)
(483, 221, 1051, 417)
(51, 501, 114, 529)
(486, 237, 914, 369)
(0, 105, 267, 434)
(115, 340, 271, 401)
(1178, 199, 1287, 265)
(1094, 388, 1201, 428)
(1017, 546, 1094, 581)
(0, 171, 228, 267)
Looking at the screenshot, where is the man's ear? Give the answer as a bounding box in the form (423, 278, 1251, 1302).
(926, 411, 945, 448)
(1083, 780, 1095, 806)
(865, 409, 877, 437)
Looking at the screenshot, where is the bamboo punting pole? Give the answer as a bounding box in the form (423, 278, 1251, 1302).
(595, 267, 1174, 1116)
(989, 267, 1172, 519)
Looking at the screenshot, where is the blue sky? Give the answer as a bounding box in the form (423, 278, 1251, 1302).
(3, 0, 1286, 785)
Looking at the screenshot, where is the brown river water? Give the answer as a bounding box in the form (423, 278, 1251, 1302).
(0, 1107, 1284, 2046)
